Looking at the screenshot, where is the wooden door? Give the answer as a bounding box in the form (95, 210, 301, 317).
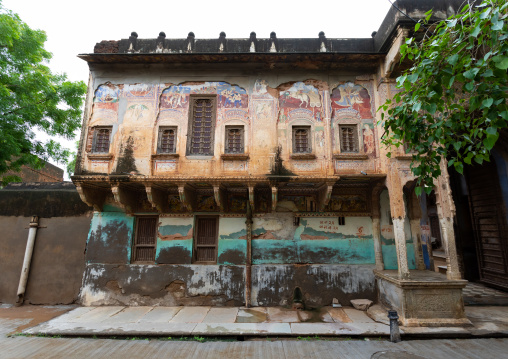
(467, 161, 508, 290)
(194, 217, 218, 263)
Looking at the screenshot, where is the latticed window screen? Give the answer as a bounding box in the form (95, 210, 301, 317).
(189, 98, 215, 155)
(340, 125, 358, 153)
(195, 217, 218, 262)
(158, 127, 176, 153)
(225, 126, 244, 154)
(93, 127, 111, 153)
(293, 126, 311, 153)
(133, 217, 157, 262)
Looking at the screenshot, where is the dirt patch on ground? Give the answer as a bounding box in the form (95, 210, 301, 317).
(0, 305, 74, 334)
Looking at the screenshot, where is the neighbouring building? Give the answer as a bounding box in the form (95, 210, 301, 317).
(72, 0, 484, 326)
(4, 161, 64, 184)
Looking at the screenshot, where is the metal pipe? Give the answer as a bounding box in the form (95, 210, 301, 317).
(245, 202, 253, 308)
(16, 216, 39, 306)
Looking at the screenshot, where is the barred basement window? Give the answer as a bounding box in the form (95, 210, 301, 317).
(92, 127, 112, 153)
(340, 125, 359, 153)
(292, 126, 311, 153)
(225, 126, 244, 154)
(157, 127, 177, 154)
(187, 97, 216, 156)
(133, 216, 158, 263)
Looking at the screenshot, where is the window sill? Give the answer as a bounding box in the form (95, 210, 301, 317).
(290, 153, 316, 160)
(152, 153, 180, 160)
(333, 154, 368, 160)
(186, 155, 214, 160)
(395, 154, 414, 160)
(87, 153, 113, 160)
(221, 154, 249, 161)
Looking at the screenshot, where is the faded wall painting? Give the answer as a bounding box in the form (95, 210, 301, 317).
(278, 82, 322, 123)
(331, 82, 372, 120)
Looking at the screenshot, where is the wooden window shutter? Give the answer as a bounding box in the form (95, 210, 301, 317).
(293, 126, 311, 153)
(93, 127, 111, 153)
(194, 217, 218, 262)
(188, 98, 216, 155)
(133, 217, 157, 262)
(225, 126, 244, 154)
(158, 127, 176, 153)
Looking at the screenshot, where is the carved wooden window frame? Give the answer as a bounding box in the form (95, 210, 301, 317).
(92, 126, 112, 154)
(292, 126, 312, 154)
(339, 125, 359, 153)
(157, 126, 177, 154)
(132, 216, 158, 264)
(186, 95, 217, 156)
(225, 125, 244, 154)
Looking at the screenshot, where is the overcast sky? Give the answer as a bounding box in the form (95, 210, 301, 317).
(3, 0, 394, 176)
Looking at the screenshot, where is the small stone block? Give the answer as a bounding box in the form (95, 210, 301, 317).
(350, 299, 373, 311)
(332, 298, 342, 308)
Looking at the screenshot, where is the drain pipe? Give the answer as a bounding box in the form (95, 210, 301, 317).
(16, 216, 39, 306)
(245, 202, 253, 308)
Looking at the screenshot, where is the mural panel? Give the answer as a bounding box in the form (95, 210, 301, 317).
(278, 82, 322, 123)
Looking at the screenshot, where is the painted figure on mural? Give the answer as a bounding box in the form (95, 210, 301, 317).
(363, 124, 375, 155)
(160, 86, 190, 109)
(331, 83, 372, 119)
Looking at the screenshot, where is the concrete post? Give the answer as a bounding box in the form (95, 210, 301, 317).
(439, 217, 462, 280)
(410, 219, 426, 270)
(372, 217, 384, 271)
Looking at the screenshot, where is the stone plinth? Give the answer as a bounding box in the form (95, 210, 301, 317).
(374, 270, 471, 327)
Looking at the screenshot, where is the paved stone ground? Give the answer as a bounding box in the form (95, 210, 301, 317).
(18, 304, 508, 338)
(463, 282, 508, 306)
(1, 312, 508, 359)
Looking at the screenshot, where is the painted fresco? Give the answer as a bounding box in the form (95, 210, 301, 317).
(160, 86, 190, 109)
(90, 85, 120, 125)
(331, 82, 372, 120)
(197, 194, 217, 212)
(363, 123, 376, 156)
(217, 82, 248, 108)
(326, 195, 368, 212)
(228, 193, 248, 213)
(278, 82, 322, 123)
(94, 85, 119, 103)
(168, 195, 186, 213)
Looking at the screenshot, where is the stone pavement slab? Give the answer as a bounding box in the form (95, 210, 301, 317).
(297, 308, 334, 322)
(343, 307, 375, 323)
(266, 307, 299, 323)
(76, 306, 125, 323)
(202, 307, 238, 323)
(193, 323, 291, 335)
(290, 323, 358, 335)
(171, 306, 210, 323)
(107, 307, 154, 323)
(326, 307, 353, 323)
(236, 307, 267, 323)
(138, 307, 182, 323)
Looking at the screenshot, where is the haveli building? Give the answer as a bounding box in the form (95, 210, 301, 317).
(71, 0, 507, 326)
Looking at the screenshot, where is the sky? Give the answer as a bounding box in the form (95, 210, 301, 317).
(3, 0, 394, 177)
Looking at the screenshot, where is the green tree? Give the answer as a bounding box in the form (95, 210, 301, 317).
(0, 1, 86, 185)
(380, 0, 508, 195)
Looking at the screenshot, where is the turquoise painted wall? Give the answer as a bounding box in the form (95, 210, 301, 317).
(86, 211, 135, 264)
(156, 217, 193, 264)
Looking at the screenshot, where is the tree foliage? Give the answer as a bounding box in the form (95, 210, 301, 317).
(0, 1, 86, 185)
(380, 0, 508, 195)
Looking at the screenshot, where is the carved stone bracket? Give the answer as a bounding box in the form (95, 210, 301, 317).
(76, 184, 108, 212)
(145, 185, 168, 213)
(318, 181, 336, 212)
(213, 185, 227, 212)
(111, 184, 138, 214)
(271, 186, 278, 212)
(178, 185, 195, 212)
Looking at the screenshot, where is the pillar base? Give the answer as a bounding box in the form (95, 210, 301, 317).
(374, 269, 471, 327)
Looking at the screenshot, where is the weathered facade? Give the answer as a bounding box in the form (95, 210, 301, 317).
(72, 0, 473, 325)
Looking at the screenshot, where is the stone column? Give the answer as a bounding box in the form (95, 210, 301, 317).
(388, 171, 410, 280)
(372, 217, 384, 271)
(409, 219, 426, 270)
(435, 161, 462, 280)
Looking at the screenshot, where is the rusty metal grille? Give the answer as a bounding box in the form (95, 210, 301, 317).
(340, 125, 358, 153)
(225, 126, 244, 154)
(134, 217, 157, 262)
(159, 128, 176, 153)
(190, 99, 215, 155)
(195, 217, 217, 262)
(94, 128, 111, 153)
